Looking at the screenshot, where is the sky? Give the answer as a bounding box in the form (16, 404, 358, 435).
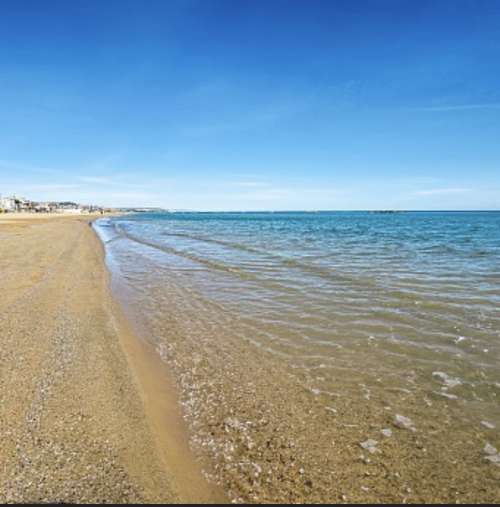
(1, 0, 499, 210)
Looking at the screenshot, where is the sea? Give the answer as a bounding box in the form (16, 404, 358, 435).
(94, 211, 500, 502)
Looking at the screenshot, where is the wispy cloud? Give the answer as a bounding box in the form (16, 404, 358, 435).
(179, 79, 314, 138)
(78, 176, 114, 185)
(408, 103, 500, 112)
(0, 159, 68, 176)
(27, 183, 83, 191)
(230, 181, 270, 188)
(414, 187, 472, 196)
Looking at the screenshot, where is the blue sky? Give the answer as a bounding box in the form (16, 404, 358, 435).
(1, 0, 499, 210)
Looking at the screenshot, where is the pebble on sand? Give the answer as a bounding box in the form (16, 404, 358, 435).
(480, 421, 496, 430)
(432, 371, 462, 389)
(393, 414, 416, 432)
(484, 443, 497, 456)
(483, 443, 500, 465)
(360, 439, 378, 454)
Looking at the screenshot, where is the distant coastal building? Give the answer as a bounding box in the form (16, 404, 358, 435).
(15, 197, 33, 213)
(34, 202, 55, 213)
(0, 194, 106, 214)
(0, 196, 38, 213)
(55, 202, 82, 214)
(0, 196, 16, 212)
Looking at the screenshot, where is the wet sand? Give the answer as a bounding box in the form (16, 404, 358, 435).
(0, 214, 223, 503)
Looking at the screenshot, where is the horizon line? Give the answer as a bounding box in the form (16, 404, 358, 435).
(123, 209, 500, 213)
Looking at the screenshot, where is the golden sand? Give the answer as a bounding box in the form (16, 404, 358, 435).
(0, 214, 224, 503)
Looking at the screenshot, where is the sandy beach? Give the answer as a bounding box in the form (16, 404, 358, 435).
(0, 214, 223, 503)
(1, 212, 499, 504)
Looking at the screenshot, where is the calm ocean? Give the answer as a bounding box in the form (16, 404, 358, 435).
(95, 211, 500, 502)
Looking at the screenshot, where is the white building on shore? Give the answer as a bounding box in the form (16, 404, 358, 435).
(54, 202, 83, 214)
(0, 194, 105, 214)
(0, 196, 16, 212)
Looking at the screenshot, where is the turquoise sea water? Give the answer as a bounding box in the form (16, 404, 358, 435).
(95, 211, 500, 481)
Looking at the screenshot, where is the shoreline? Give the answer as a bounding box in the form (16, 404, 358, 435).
(94, 219, 227, 504)
(0, 214, 223, 503)
(94, 213, 500, 503)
